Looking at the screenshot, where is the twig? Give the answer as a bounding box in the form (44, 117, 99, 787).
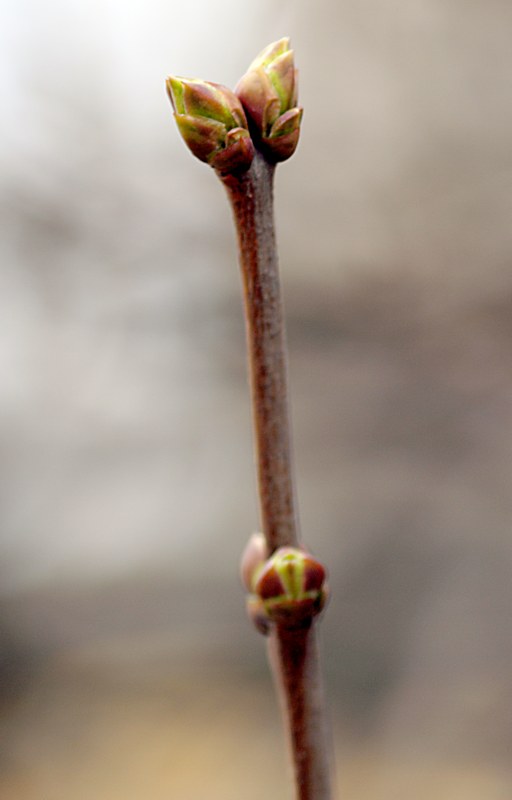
(221, 153, 333, 800)
(221, 153, 297, 551)
(271, 624, 332, 800)
(166, 40, 334, 799)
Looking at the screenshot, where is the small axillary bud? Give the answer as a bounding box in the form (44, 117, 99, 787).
(241, 536, 328, 634)
(166, 76, 254, 174)
(241, 533, 272, 634)
(241, 532, 269, 592)
(235, 38, 303, 162)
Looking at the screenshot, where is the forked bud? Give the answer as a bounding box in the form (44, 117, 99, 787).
(166, 77, 254, 174)
(235, 38, 303, 162)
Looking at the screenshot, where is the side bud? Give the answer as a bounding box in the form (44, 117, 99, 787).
(166, 77, 254, 174)
(255, 547, 328, 629)
(241, 533, 272, 635)
(235, 38, 303, 162)
(240, 532, 268, 593)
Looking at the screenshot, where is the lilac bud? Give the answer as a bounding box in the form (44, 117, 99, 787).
(240, 532, 268, 592)
(166, 76, 254, 174)
(235, 38, 302, 162)
(254, 547, 328, 628)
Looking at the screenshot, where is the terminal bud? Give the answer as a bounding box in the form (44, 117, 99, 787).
(235, 38, 302, 162)
(166, 76, 254, 174)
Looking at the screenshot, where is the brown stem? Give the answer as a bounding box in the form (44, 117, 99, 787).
(221, 152, 298, 552)
(220, 152, 333, 800)
(270, 624, 333, 800)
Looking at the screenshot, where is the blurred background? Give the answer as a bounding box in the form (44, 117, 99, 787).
(1, 0, 512, 797)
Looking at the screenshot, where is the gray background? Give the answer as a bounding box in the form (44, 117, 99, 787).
(1, 1, 511, 797)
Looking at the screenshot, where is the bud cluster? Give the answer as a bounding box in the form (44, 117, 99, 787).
(166, 38, 302, 174)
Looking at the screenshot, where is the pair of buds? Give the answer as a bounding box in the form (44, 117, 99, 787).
(166, 38, 303, 174)
(241, 533, 328, 635)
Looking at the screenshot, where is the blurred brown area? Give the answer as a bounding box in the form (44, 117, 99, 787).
(1, 0, 512, 797)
